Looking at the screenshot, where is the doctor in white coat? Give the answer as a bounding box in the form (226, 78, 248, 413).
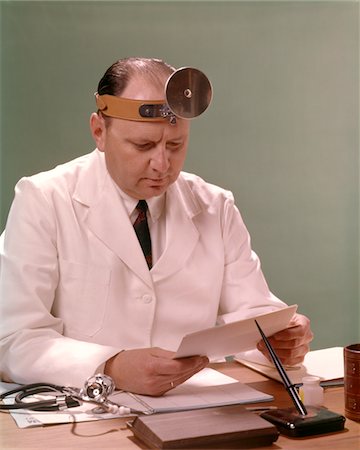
(0, 57, 313, 395)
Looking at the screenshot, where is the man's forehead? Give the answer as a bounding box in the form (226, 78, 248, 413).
(119, 114, 190, 135)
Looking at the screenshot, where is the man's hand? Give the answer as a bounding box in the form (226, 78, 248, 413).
(104, 347, 209, 396)
(257, 313, 313, 366)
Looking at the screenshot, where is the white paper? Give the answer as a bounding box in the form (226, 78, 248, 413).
(109, 368, 273, 413)
(235, 347, 344, 385)
(4, 402, 127, 429)
(175, 305, 297, 359)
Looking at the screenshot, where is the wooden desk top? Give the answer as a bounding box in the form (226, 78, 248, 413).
(1, 362, 359, 450)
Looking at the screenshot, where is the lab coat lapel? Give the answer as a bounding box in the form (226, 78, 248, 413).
(152, 177, 201, 283)
(73, 151, 153, 288)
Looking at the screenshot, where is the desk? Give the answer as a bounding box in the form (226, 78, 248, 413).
(1, 362, 359, 449)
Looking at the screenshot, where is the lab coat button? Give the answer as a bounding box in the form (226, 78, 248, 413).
(142, 294, 153, 303)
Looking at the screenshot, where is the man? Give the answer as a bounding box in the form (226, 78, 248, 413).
(0, 57, 313, 395)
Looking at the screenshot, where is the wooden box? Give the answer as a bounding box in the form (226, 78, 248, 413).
(128, 405, 279, 449)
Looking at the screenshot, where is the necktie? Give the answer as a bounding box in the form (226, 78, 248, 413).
(133, 200, 152, 269)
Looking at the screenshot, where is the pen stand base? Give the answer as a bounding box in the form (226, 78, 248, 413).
(260, 406, 345, 437)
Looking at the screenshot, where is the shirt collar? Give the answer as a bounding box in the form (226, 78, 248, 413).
(112, 181, 165, 223)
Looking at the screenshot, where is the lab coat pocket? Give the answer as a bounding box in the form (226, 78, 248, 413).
(55, 260, 111, 337)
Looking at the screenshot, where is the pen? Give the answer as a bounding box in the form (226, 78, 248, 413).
(254, 320, 307, 416)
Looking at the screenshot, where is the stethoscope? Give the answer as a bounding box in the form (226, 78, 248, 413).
(0, 374, 137, 415)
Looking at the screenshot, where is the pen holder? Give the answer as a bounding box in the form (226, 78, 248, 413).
(260, 406, 345, 437)
(344, 343, 360, 421)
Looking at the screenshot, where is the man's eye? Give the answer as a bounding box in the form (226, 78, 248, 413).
(135, 142, 153, 151)
(167, 142, 182, 151)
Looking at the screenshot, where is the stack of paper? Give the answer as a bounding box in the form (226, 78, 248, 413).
(110, 368, 273, 414)
(235, 347, 344, 386)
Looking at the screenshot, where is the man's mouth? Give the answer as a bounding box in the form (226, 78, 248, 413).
(145, 177, 168, 185)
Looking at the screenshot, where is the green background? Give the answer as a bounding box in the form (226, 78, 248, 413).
(1, 1, 359, 349)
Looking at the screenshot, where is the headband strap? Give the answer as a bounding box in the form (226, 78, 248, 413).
(95, 94, 176, 123)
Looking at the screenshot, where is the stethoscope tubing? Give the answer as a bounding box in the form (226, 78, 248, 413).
(0, 383, 80, 411)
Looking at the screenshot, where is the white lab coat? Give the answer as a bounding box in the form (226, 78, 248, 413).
(0, 149, 285, 386)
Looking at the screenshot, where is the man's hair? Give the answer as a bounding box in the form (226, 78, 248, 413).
(97, 57, 176, 96)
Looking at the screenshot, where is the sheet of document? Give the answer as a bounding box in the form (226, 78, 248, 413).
(234, 347, 344, 385)
(110, 368, 273, 414)
(175, 305, 297, 359)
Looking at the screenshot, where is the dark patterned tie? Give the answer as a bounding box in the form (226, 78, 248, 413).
(133, 200, 152, 269)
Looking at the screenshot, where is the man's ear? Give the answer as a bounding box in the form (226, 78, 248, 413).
(89, 112, 107, 151)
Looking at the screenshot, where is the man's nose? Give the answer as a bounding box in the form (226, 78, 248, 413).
(150, 146, 170, 173)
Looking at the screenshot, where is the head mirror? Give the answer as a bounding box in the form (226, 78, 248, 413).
(166, 67, 213, 119)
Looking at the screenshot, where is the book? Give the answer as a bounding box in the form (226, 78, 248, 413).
(110, 368, 273, 414)
(234, 347, 344, 386)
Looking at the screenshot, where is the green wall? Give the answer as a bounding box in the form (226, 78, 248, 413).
(1, 1, 359, 349)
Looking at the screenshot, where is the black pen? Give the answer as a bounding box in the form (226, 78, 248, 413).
(254, 320, 307, 416)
